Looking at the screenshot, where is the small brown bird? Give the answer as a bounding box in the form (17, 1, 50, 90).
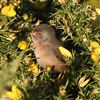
(30, 24, 66, 73)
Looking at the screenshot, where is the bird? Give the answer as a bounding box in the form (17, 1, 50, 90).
(30, 24, 66, 73)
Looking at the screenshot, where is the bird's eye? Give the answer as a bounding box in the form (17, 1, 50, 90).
(31, 34, 36, 38)
(37, 32, 43, 38)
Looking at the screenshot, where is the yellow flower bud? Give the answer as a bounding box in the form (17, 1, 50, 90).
(58, 0, 66, 5)
(79, 75, 90, 87)
(79, 75, 87, 84)
(22, 14, 28, 20)
(59, 46, 72, 58)
(79, 79, 90, 87)
(0, 3, 2, 9)
(92, 89, 98, 96)
(47, 66, 52, 71)
(6, 34, 16, 41)
(59, 85, 66, 96)
(35, 20, 41, 26)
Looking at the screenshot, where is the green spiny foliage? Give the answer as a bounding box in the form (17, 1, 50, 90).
(0, 0, 100, 100)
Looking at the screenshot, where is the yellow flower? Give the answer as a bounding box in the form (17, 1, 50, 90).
(28, 64, 39, 74)
(94, 46, 100, 55)
(6, 85, 22, 100)
(79, 75, 90, 87)
(91, 52, 100, 62)
(95, 8, 100, 15)
(1, 4, 16, 17)
(90, 41, 99, 48)
(58, 46, 72, 58)
(18, 41, 27, 50)
(22, 14, 28, 20)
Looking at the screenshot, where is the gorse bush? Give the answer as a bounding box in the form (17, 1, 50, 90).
(0, 0, 100, 100)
